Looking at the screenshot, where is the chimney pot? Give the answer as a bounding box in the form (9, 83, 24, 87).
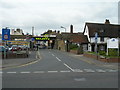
(105, 19, 110, 24)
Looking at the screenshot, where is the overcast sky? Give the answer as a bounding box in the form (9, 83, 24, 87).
(0, 0, 119, 35)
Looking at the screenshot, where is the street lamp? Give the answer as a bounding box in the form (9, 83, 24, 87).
(60, 26, 66, 32)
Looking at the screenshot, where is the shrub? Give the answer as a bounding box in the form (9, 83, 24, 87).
(98, 51, 106, 56)
(108, 48, 118, 56)
(70, 44, 78, 50)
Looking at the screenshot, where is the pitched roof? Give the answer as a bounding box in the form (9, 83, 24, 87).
(70, 35, 89, 44)
(60, 33, 83, 40)
(84, 23, 120, 37)
(59, 33, 89, 44)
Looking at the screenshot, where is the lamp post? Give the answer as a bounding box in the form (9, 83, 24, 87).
(61, 26, 66, 32)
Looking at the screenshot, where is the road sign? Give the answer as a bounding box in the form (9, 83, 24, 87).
(107, 38, 119, 56)
(2, 28, 10, 41)
(107, 38, 119, 48)
(95, 33, 98, 43)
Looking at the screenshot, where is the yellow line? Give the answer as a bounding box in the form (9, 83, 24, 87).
(1, 51, 42, 70)
(1, 59, 41, 70)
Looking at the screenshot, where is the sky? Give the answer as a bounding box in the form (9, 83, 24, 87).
(0, 0, 119, 35)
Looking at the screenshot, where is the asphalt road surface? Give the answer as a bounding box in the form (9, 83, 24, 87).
(2, 49, 118, 88)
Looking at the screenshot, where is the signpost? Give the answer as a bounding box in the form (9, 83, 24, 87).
(95, 33, 98, 53)
(107, 38, 119, 56)
(2, 28, 10, 59)
(2, 28, 10, 41)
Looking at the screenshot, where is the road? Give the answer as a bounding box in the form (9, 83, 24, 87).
(2, 49, 118, 88)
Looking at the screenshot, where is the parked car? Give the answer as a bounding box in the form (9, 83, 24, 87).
(5, 46, 9, 51)
(18, 45, 28, 50)
(9, 46, 12, 51)
(0, 46, 8, 52)
(22, 46, 28, 50)
(10, 45, 19, 51)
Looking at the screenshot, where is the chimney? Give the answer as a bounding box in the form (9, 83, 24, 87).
(57, 31, 60, 34)
(105, 19, 110, 24)
(70, 25, 73, 33)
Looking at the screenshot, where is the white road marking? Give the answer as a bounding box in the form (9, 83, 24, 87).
(63, 63, 74, 72)
(96, 69, 106, 73)
(73, 69, 83, 72)
(48, 71, 58, 73)
(20, 72, 31, 73)
(74, 78, 86, 81)
(60, 71, 71, 72)
(56, 57, 61, 61)
(4, 69, 117, 74)
(106, 69, 118, 72)
(84, 69, 95, 72)
(33, 71, 45, 73)
(52, 54, 55, 56)
(7, 72, 17, 74)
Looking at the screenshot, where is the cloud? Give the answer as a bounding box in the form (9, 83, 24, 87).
(0, 0, 119, 35)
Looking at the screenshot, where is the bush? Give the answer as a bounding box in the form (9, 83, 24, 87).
(108, 48, 118, 56)
(98, 51, 106, 56)
(70, 44, 78, 50)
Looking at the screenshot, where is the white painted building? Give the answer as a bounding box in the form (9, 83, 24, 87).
(83, 19, 120, 52)
(11, 29, 23, 35)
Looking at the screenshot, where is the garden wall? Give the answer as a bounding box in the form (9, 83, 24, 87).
(84, 53, 120, 63)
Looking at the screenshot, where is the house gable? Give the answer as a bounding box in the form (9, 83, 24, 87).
(83, 24, 90, 42)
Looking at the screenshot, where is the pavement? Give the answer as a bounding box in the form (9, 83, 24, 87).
(0, 50, 41, 69)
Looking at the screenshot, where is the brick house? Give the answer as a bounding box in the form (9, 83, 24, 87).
(69, 33, 88, 52)
(83, 19, 120, 52)
(56, 25, 89, 52)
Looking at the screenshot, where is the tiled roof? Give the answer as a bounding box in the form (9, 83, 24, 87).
(84, 23, 120, 37)
(60, 33, 89, 44)
(70, 35, 89, 44)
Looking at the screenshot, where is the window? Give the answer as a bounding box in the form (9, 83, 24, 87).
(100, 37, 104, 42)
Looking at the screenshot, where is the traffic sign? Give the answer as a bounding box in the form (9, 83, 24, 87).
(2, 28, 10, 41)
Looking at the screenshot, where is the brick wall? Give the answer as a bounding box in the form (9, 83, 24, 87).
(84, 53, 120, 63)
(58, 40, 65, 51)
(70, 50, 77, 54)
